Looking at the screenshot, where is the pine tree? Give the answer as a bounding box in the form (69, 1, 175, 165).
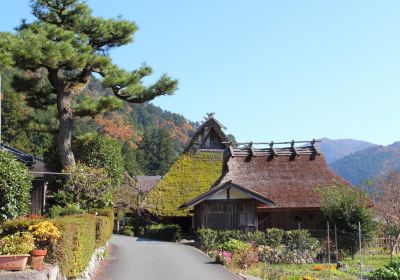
(137, 128, 176, 175)
(4, 0, 177, 168)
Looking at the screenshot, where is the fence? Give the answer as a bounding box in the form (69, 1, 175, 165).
(302, 222, 400, 279)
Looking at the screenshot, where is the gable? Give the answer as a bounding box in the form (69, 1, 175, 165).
(185, 116, 230, 153)
(200, 128, 225, 150)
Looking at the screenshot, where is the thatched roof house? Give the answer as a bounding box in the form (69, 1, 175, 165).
(177, 125, 355, 232)
(148, 114, 355, 232)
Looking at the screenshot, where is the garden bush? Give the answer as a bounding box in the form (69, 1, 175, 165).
(196, 228, 218, 252)
(265, 228, 284, 247)
(121, 226, 134, 237)
(49, 204, 85, 218)
(0, 151, 32, 221)
(144, 224, 182, 242)
(218, 238, 248, 253)
(0, 211, 113, 279)
(370, 261, 400, 280)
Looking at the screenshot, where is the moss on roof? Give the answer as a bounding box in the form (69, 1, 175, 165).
(145, 151, 224, 217)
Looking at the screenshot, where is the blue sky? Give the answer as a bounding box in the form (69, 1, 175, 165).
(2, 1, 400, 145)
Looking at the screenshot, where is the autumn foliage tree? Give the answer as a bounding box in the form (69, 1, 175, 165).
(4, 0, 177, 168)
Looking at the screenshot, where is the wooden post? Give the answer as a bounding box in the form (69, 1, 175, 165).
(334, 224, 339, 262)
(359, 222, 363, 280)
(327, 221, 331, 263)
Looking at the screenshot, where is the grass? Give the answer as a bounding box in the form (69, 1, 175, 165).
(234, 253, 399, 280)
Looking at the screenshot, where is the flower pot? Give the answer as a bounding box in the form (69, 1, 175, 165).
(0, 254, 30, 271)
(30, 249, 47, 270)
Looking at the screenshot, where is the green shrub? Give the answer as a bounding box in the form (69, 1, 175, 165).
(217, 230, 243, 243)
(121, 226, 134, 237)
(284, 230, 320, 253)
(0, 232, 35, 255)
(144, 224, 181, 242)
(196, 228, 218, 252)
(49, 204, 85, 218)
(370, 261, 400, 280)
(218, 238, 247, 253)
(265, 228, 284, 247)
(0, 151, 32, 221)
(245, 231, 267, 245)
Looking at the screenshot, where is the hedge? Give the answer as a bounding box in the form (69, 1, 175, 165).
(144, 224, 182, 242)
(0, 209, 113, 279)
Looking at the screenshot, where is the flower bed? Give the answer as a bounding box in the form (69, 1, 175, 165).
(196, 228, 321, 269)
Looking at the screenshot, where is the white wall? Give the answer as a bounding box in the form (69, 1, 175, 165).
(206, 186, 251, 200)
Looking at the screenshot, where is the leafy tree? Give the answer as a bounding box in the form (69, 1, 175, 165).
(122, 142, 143, 177)
(56, 163, 113, 210)
(74, 134, 124, 186)
(6, 0, 177, 168)
(320, 185, 375, 257)
(0, 151, 32, 221)
(137, 128, 177, 175)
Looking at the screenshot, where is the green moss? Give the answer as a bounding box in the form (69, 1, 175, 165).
(145, 151, 224, 216)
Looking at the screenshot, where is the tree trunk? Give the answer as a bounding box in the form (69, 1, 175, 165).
(57, 90, 75, 169)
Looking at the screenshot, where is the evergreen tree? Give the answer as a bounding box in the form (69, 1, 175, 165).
(137, 128, 176, 175)
(5, 0, 177, 168)
(122, 142, 143, 177)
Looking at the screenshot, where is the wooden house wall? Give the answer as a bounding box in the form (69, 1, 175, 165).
(194, 199, 258, 231)
(257, 209, 325, 231)
(30, 179, 47, 214)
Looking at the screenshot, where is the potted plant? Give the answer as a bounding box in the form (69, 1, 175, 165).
(0, 232, 35, 271)
(28, 221, 61, 269)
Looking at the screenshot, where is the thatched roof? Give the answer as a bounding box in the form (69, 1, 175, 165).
(145, 151, 224, 216)
(135, 176, 161, 193)
(181, 142, 354, 210)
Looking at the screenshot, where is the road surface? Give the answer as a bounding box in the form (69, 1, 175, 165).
(94, 235, 241, 280)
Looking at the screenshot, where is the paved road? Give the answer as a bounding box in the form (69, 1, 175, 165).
(94, 235, 241, 280)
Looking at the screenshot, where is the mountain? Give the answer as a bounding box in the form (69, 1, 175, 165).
(318, 137, 377, 164)
(330, 141, 400, 186)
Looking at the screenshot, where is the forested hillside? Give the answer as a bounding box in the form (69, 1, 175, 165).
(330, 142, 400, 186)
(1, 69, 196, 175)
